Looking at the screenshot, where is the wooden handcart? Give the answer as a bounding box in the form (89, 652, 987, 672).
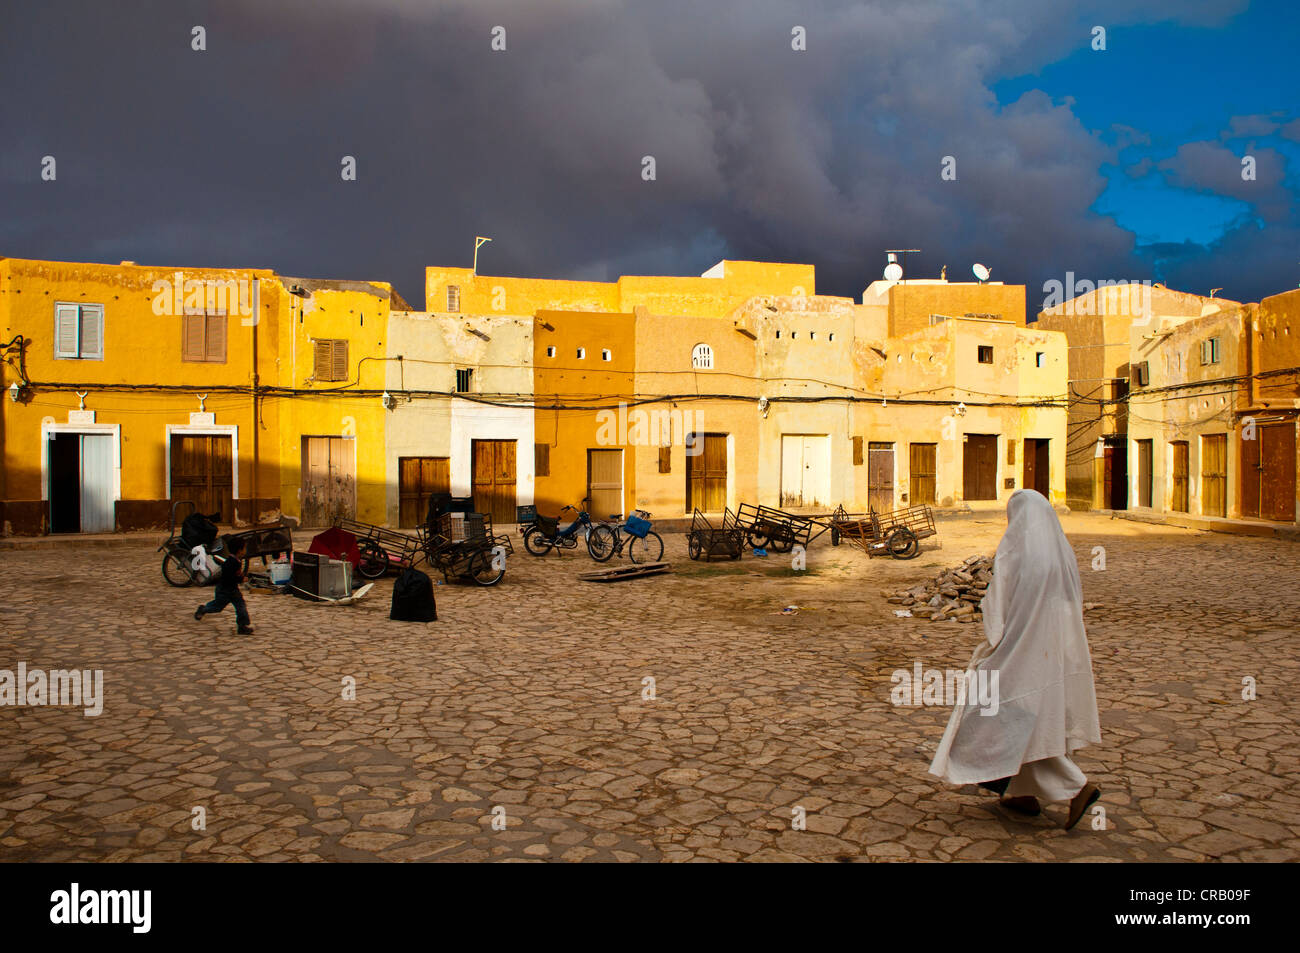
(225, 522, 294, 572)
(333, 517, 423, 579)
(733, 502, 817, 553)
(420, 511, 513, 586)
(686, 508, 745, 561)
(834, 503, 935, 559)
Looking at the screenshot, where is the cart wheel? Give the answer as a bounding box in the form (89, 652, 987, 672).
(357, 541, 389, 579)
(467, 550, 505, 586)
(687, 532, 703, 561)
(831, 527, 841, 546)
(769, 536, 794, 554)
(629, 531, 663, 564)
(162, 550, 196, 587)
(747, 532, 770, 550)
(587, 525, 616, 562)
(523, 527, 553, 556)
(886, 527, 920, 559)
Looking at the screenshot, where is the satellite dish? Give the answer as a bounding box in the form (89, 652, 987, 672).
(972, 263, 990, 282)
(883, 262, 904, 282)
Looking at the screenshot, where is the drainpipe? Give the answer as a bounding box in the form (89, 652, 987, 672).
(251, 276, 260, 524)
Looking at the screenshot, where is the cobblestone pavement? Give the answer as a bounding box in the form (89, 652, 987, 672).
(0, 513, 1297, 862)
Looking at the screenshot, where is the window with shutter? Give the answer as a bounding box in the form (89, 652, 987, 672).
(182, 313, 205, 361)
(55, 303, 103, 359)
(447, 286, 460, 312)
(534, 443, 550, 477)
(331, 340, 348, 381)
(78, 305, 103, 359)
(658, 446, 671, 473)
(313, 339, 333, 379)
(852, 436, 864, 466)
(205, 313, 227, 362)
(55, 304, 80, 358)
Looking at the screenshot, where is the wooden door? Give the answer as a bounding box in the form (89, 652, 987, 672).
(868, 442, 895, 512)
(1260, 423, 1296, 522)
(587, 449, 624, 518)
(962, 434, 997, 501)
(1104, 443, 1128, 510)
(302, 436, 356, 526)
(472, 439, 516, 524)
(1201, 434, 1226, 517)
(1135, 439, 1153, 508)
(687, 433, 727, 512)
(399, 456, 450, 528)
(908, 443, 936, 504)
(1171, 441, 1189, 513)
(1023, 438, 1050, 498)
(171, 434, 234, 523)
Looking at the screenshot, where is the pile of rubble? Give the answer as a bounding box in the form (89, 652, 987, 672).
(884, 554, 993, 623)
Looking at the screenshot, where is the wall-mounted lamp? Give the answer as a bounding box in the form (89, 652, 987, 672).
(76, 390, 88, 411)
(955, 401, 967, 417)
(381, 391, 396, 410)
(8, 382, 21, 402)
(197, 393, 208, 412)
(758, 396, 770, 419)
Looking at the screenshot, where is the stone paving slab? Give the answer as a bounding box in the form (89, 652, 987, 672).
(0, 514, 1296, 862)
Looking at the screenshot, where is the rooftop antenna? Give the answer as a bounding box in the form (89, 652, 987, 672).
(473, 236, 492, 275)
(972, 263, 991, 283)
(885, 249, 920, 283)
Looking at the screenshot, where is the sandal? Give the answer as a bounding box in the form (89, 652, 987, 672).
(1064, 783, 1100, 830)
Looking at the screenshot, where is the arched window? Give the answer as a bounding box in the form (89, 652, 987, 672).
(691, 343, 714, 370)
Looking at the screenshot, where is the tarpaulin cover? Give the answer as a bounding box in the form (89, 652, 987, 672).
(308, 526, 361, 567)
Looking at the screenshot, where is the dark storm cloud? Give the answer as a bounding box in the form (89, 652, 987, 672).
(1, 0, 1279, 309)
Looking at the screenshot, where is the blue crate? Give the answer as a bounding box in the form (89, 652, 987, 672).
(625, 514, 651, 538)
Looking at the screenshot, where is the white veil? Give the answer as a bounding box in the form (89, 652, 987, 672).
(929, 490, 1101, 785)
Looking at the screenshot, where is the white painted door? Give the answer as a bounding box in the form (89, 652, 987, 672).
(79, 434, 115, 533)
(780, 435, 831, 507)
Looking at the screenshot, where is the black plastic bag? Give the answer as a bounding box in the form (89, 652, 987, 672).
(390, 568, 437, 622)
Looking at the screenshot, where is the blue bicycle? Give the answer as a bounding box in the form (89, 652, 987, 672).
(588, 510, 664, 564)
(522, 500, 604, 557)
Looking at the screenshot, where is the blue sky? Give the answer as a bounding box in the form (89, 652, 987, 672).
(996, 1, 1300, 252)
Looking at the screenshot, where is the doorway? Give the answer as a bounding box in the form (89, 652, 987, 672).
(908, 443, 936, 505)
(1201, 434, 1227, 517)
(1102, 441, 1128, 510)
(867, 442, 895, 512)
(587, 449, 624, 518)
(686, 433, 727, 512)
(1171, 441, 1189, 513)
(398, 456, 450, 528)
(301, 436, 356, 526)
(48, 432, 115, 533)
(962, 434, 997, 501)
(170, 433, 234, 523)
(1241, 422, 1296, 522)
(780, 434, 830, 507)
(471, 439, 517, 524)
(1022, 438, 1050, 498)
(1135, 439, 1153, 508)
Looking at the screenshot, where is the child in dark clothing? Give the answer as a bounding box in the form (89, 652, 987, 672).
(194, 536, 253, 634)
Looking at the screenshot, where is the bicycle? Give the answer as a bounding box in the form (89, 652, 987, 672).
(588, 510, 664, 564)
(522, 500, 604, 557)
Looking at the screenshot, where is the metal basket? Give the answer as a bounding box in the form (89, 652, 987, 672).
(625, 514, 651, 539)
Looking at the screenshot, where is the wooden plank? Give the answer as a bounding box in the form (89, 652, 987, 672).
(578, 562, 672, 582)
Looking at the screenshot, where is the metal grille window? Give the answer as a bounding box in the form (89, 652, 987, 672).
(456, 368, 473, 393)
(977, 345, 993, 364)
(447, 285, 461, 312)
(313, 339, 349, 382)
(54, 303, 104, 360)
(690, 343, 713, 369)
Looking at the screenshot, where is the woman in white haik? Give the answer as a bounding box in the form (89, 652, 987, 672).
(929, 489, 1102, 829)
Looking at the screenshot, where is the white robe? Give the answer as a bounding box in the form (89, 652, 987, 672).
(929, 490, 1101, 787)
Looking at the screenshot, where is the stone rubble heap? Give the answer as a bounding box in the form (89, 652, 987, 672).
(884, 554, 993, 623)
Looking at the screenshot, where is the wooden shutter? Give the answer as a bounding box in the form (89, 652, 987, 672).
(331, 340, 348, 382)
(205, 313, 227, 362)
(78, 305, 103, 358)
(55, 304, 80, 357)
(183, 313, 205, 361)
(313, 340, 331, 379)
(658, 446, 671, 473)
(534, 442, 550, 477)
(852, 436, 863, 466)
